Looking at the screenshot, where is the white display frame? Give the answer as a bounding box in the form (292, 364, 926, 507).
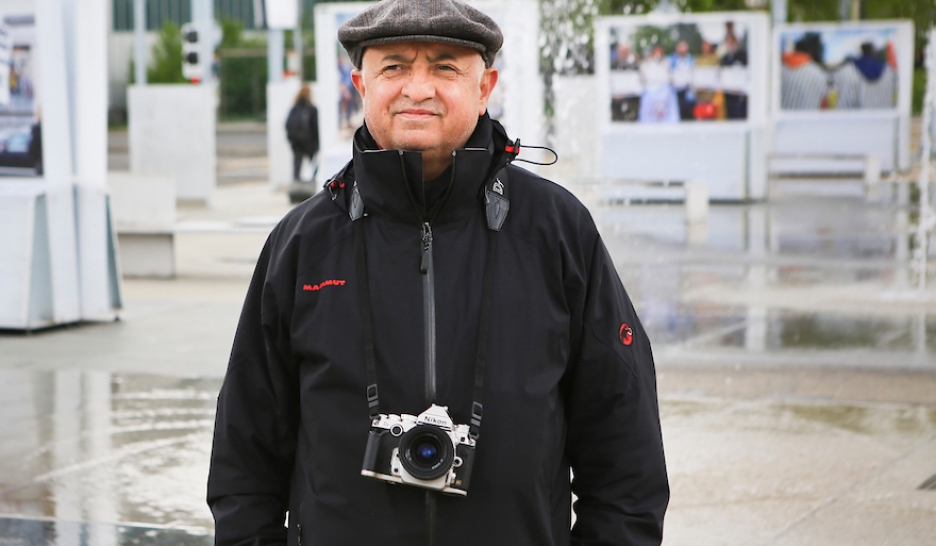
(594, 11, 771, 201)
(771, 20, 914, 173)
(0, 0, 120, 329)
(313, 1, 544, 183)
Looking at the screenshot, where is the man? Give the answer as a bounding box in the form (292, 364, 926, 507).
(610, 42, 643, 122)
(207, 1, 668, 545)
(833, 42, 897, 110)
(669, 41, 695, 121)
(780, 32, 829, 111)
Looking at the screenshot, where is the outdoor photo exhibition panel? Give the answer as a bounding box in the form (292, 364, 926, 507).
(771, 21, 914, 174)
(314, 0, 543, 184)
(0, 0, 119, 330)
(596, 12, 770, 201)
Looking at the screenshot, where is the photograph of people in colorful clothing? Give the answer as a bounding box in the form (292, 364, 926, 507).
(609, 19, 749, 123)
(779, 26, 898, 111)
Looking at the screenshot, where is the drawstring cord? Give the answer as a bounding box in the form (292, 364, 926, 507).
(504, 138, 559, 166)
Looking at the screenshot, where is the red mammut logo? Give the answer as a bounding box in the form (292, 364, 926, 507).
(303, 279, 347, 291)
(619, 323, 633, 346)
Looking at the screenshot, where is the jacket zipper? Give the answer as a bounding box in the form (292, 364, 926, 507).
(420, 221, 437, 404)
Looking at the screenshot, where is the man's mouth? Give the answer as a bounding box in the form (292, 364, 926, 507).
(397, 108, 438, 119)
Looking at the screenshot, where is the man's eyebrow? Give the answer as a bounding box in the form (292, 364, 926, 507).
(425, 51, 459, 63)
(379, 52, 417, 64)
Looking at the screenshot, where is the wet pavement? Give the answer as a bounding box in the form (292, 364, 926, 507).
(1, 135, 936, 544)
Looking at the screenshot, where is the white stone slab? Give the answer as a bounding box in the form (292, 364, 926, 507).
(107, 172, 176, 232)
(601, 125, 748, 200)
(128, 85, 216, 205)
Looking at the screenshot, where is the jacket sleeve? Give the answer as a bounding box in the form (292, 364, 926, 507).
(566, 230, 669, 545)
(207, 235, 299, 546)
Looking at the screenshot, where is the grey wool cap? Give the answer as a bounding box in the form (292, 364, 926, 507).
(338, 0, 503, 69)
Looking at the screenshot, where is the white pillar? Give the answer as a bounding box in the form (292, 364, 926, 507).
(133, 0, 146, 85)
(294, 0, 304, 81)
(771, 0, 786, 25)
(269, 29, 285, 83)
(193, 0, 214, 86)
(65, 0, 121, 320)
(37, 0, 81, 324)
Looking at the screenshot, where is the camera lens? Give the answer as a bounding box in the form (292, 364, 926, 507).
(399, 425, 454, 481)
(415, 441, 438, 464)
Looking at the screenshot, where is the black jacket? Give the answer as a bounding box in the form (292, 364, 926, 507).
(208, 115, 668, 546)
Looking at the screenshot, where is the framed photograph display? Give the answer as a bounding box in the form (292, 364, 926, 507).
(606, 17, 752, 124)
(771, 21, 914, 173)
(0, 11, 41, 177)
(0, 0, 91, 328)
(596, 12, 770, 200)
(314, 1, 542, 181)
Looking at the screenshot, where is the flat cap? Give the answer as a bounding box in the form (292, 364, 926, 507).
(338, 0, 503, 69)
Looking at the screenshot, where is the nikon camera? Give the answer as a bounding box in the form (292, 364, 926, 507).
(361, 404, 476, 496)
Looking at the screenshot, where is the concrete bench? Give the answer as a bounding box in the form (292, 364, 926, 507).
(589, 179, 709, 224)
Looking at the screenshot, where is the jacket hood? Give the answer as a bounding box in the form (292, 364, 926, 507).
(854, 55, 886, 81)
(782, 51, 813, 69)
(327, 114, 514, 226)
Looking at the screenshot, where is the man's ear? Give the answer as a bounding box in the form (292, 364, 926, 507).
(478, 67, 498, 116)
(351, 68, 366, 98)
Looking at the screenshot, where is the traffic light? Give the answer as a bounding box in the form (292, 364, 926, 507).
(181, 23, 202, 83)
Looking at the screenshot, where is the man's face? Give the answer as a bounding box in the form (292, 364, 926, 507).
(351, 42, 498, 170)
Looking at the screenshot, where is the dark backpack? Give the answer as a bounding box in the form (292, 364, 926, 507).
(286, 104, 309, 140)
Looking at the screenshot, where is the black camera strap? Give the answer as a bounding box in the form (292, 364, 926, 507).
(352, 168, 510, 442)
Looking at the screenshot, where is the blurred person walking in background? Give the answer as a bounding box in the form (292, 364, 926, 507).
(285, 83, 320, 203)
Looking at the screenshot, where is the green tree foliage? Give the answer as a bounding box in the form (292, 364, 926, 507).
(147, 21, 187, 84)
(788, 0, 936, 55)
(218, 18, 268, 120)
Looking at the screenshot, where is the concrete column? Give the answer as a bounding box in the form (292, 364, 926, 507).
(133, 0, 146, 85)
(771, 0, 786, 25)
(37, 0, 81, 324)
(193, 0, 214, 86)
(294, 3, 304, 82)
(269, 29, 284, 83)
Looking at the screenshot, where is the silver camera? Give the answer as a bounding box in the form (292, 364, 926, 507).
(360, 404, 476, 496)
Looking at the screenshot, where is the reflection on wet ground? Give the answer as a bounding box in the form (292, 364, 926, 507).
(594, 192, 936, 369)
(0, 516, 212, 546)
(0, 372, 219, 542)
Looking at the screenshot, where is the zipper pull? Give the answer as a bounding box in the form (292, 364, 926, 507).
(420, 222, 433, 274)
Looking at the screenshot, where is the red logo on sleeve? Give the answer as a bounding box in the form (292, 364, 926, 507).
(303, 279, 347, 291)
(619, 323, 633, 346)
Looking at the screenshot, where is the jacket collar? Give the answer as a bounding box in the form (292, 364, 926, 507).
(344, 113, 511, 226)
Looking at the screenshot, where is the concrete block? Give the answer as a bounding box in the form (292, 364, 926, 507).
(863, 154, 881, 185)
(107, 172, 176, 231)
(128, 85, 216, 205)
(116, 233, 175, 278)
(685, 180, 709, 224)
(107, 172, 176, 278)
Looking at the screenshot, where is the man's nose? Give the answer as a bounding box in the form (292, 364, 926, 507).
(401, 68, 436, 102)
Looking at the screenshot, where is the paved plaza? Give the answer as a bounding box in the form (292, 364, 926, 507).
(0, 124, 935, 545)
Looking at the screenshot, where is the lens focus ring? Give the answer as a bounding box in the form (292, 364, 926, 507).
(398, 425, 455, 481)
